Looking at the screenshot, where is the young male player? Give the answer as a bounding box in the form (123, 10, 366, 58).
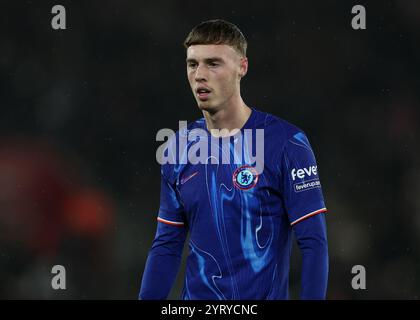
(140, 19, 328, 300)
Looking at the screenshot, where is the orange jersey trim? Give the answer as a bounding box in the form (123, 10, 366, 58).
(290, 208, 327, 226)
(157, 217, 185, 227)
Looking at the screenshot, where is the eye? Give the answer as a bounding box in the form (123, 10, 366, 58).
(208, 62, 219, 67)
(188, 62, 197, 68)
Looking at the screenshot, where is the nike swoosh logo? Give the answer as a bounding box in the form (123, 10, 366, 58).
(180, 171, 199, 185)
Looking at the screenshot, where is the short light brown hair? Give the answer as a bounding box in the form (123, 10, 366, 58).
(183, 19, 247, 57)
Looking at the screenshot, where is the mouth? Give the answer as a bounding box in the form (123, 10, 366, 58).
(196, 87, 212, 100)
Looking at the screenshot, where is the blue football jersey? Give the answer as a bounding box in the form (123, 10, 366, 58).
(156, 107, 327, 300)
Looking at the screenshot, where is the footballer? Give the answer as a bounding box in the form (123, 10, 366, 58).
(139, 19, 328, 300)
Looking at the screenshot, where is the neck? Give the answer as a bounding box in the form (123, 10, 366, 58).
(203, 96, 251, 136)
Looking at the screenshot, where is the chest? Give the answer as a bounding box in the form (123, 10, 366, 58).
(175, 161, 282, 220)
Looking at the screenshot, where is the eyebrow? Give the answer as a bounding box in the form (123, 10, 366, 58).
(186, 57, 224, 64)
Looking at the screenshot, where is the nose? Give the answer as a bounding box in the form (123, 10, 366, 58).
(194, 65, 208, 82)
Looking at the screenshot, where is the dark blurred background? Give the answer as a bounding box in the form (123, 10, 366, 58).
(0, 0, 419, 299)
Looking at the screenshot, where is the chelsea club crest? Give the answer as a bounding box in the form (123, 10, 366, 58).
(232, 165, 259, 190)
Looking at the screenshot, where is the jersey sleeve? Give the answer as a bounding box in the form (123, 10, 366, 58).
(280, 131, 327, 226)
(157, 166, 186, 227)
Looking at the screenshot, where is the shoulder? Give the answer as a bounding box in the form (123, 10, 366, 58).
(160, 117, 206, 181)
(254, 109, 307, 146)
(173, 117, 207, 140)
(161, 116, 206, 148)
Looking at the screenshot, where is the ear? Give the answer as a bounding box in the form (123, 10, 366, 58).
(238, 57, 248, 78)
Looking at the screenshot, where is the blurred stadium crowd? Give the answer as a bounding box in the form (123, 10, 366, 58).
(0, 1, 419, 299)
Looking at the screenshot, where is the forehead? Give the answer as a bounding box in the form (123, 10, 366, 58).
(186, 44, 239, 61)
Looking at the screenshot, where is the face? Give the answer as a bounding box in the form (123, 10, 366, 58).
(186, 44, 248, 113)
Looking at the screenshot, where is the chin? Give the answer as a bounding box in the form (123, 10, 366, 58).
(197, 101, 216, 112)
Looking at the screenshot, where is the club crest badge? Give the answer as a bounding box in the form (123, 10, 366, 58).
(232, 165, 259, 190)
